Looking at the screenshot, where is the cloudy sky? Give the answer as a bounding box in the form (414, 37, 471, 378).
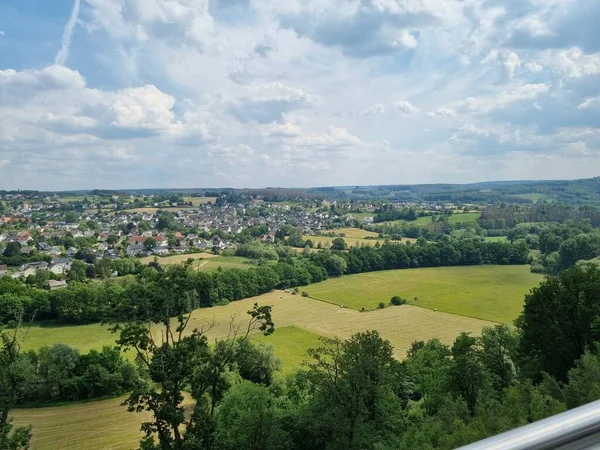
(0, 0, 599, 190)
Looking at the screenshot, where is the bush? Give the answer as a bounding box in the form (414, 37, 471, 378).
(301, 292, 309, 297)
(378, 302, 386, 309)
(390, 296, 406, 306)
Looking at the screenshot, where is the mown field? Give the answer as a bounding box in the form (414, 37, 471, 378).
(20, 290, 493, 362)
(304, 229, 416, 248)
(11, 396, 151, 450)
(183, 196, 218, 206)
(138, 251, 219, 266)
(305, 265, 543, 323)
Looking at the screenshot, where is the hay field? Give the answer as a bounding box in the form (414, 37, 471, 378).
(183, 196, 217, 206)
(139, 252, 218, 266)
(305, 265, 543, 323)
(304, 232, 416, 248)
(19, 290, 492, 361)
(11, 396, 151, 450)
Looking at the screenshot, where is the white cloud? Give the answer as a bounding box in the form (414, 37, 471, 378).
(578, 97, 600, 109)
(1, 0, 600, 188)
(0, 30, 5, 36)
(361, 104, 385, 116)
(395, 100, 420, 115)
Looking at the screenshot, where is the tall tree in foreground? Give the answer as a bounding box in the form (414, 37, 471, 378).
(109, 265, 275, 450)
(302, 331, 402, 450)
(0, 297, 36, 450)
(516, 264, 600, 381)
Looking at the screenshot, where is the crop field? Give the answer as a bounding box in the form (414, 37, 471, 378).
(22, 290, 494, 362)
(304, 231, 416, 248)
(11, 395, 152, 450)
(305, 265, 543, 323)
(139, 251, 219, 266)
(183, 196, 218, 206)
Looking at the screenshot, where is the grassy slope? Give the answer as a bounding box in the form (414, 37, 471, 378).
(21, 291, 493, 361)
(11, 395, 151, 450)
(253, 326, 323, 374)
(305, 265, 543, 324)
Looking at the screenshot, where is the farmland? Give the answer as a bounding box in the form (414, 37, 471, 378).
(139, 253, 254, 271)
(11, 396, 151, 450)
(138, 251, 219, 266)
(20, 290, 494, 361)
(305, 265, 543, 323)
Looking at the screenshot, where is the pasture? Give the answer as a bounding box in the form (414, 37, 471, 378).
(183, 196, 218, 206)
(305, 265, 543, 323)
(138, 251, 221, 266)
(253, 326, 323, 374)
(11, 395, 152, 450)
(20, 290, 494, 361)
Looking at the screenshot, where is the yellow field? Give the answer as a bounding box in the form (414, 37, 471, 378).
(139, 252, 219, 266)
(304, 234, 416, 248)
(176, 292, 493, 359)
(11, 396, 151, 450)
(184, 197, 217, 206)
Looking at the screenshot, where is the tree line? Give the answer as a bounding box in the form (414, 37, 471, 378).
(0, 237, 530, 326)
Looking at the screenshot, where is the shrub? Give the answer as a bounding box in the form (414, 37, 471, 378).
(390, 296, 406, 306)
(378, 302, 386, 309)
(301, 292, 309, 297)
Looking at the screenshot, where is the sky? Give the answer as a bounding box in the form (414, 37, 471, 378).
(0, 0, 599, 190)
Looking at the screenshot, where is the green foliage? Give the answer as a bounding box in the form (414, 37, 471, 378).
(390, 296, 406, 306)
(2, 242, 21, 258)
(516, 264, 600, 381)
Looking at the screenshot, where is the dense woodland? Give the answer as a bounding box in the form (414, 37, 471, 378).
(3, 264, 600, 449)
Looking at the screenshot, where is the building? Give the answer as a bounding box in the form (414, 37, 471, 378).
(47, 280, 68, 290)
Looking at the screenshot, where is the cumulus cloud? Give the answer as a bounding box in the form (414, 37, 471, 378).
(1, 0, 600, 188)
(395, 101, 420, 115)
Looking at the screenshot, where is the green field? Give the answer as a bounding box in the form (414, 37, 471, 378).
(21, 322, 117, 354)
(253, 326, 323, 374)
(196, 256, 257, 272)
(485, 236, 509, 242)
(305, 265, 543, 323)
(11, 396, 151, 450)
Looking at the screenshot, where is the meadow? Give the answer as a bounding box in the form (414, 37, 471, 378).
(139, 253, 253, 272)
(11, 396, 151, 450)
(305, 265, 543, 324)
(304, 228, 416, 248)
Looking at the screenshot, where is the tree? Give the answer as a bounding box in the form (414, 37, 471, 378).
(305, 331, 401, 449)
(109, 266, 275, 449)
(106, 234, 119, 245)
(214, 381, 290, 450)
(2, 242, 21, 258)
(0, 297, 36, 449)
(64, 211, 78, 224)
(144, 238, 157, 251)
(516, 264, 600, 381)
(331, 238, 347, 251)
(479, 325, 519, 392)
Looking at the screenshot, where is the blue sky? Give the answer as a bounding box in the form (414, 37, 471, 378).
(0, 0, 599, 190)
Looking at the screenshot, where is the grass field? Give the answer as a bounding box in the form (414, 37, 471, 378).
(195, 256, 253, 272)
(305, 266, 543, 324)
(11, 395, 152, 450)
(139, 252, 219, 266)
(253, 326, 323, 374)
(183, 196, 217, 206)
(378, 212, 481, 227)
(485, 236, 509, 242)
(304, 231, 416, 248)
(21, 290, 494, 361)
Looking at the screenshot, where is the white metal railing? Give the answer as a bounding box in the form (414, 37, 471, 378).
(456, 400, 600, 450)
